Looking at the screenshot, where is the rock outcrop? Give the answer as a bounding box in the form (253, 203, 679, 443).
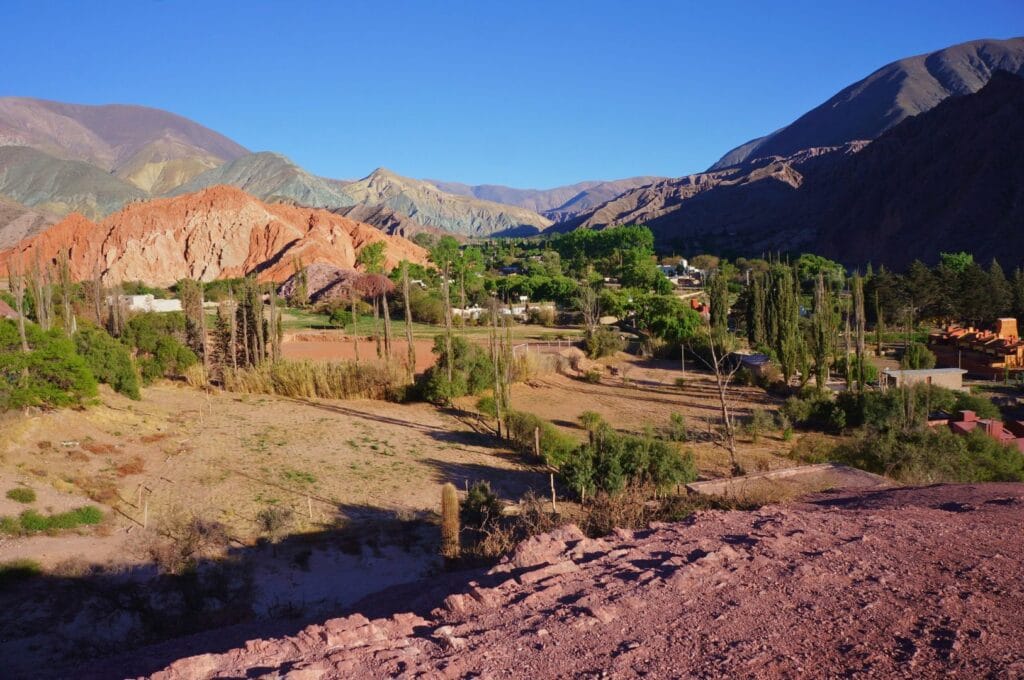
(133, 483, 1024, 679)
(0, 185, 428, 286)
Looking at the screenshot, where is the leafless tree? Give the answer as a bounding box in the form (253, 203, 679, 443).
(7, 259, 29, 352)
(574, 285, 600, 333)
(688, 316, 743, 476)
(402, 262, 416, 381)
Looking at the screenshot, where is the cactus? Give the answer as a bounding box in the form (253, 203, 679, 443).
(440, 482, 461, 560)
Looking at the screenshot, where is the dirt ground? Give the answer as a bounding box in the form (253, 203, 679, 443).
(139, 483, 1024, 680)
(506, 354, 797, 477)
(0, 384, 545, 570)
(282, 333, 439, 372)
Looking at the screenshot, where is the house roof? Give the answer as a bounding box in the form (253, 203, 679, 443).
(882, 368, 967, 376)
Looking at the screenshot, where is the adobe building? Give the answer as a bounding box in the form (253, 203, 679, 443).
(881, 367, 968, 391)
(929, 410, 1024, 453)
(928, 318, 1024, 379)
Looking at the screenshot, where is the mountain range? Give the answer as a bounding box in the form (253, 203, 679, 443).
(711, 37, 1024, 169)
(568, 70, 1024, 268)
(0, 36, 1022, 273)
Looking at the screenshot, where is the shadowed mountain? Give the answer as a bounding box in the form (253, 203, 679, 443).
(569, 71, 1024, 269)
(711, 37, 1024, 170)
(0, 97, 249, 192)
(330, 203, 450, 239)
(0, 145, 146, 220)
(428, 176, 663, 220)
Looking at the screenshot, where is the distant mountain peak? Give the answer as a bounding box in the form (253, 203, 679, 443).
(710, 36, 1024, 169)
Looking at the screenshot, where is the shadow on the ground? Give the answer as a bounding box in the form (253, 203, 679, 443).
(2, 500, 500, 680)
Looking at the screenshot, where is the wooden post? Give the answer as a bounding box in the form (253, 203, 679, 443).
(307, 495, 313, 520)
(534, 426, 541, 459)
(549, 472, 558, 514)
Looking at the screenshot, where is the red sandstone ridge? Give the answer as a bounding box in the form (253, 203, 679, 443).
(0, 185, 429, 286)
(124, 484, 1024, 679)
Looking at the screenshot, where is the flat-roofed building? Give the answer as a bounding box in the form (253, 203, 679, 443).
(881, 367, 968, 391)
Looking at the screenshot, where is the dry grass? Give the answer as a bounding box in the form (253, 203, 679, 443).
(82, 442, 118, 455)
(115, 455, 146, 477)
(223, 360, 405, 400)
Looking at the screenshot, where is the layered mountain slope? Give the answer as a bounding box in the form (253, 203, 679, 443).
(331, 203, 446, 239)
(339, 168, 552, 237)
(169, 152, 355, 209)
(573, 71, 1024, 268)
(0, 97, 248, 191)
(429, 176, 663, 220)
(137, 483, 1024, 679)
(0, 196, 57, 249)
(711, 37, 1024, 169)
(0, 186, 427, 286)
(0, 146, 146, 219)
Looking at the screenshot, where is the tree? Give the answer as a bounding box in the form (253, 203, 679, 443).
(287, 256, 309, 308)
(575, 285, 600, 333)
(852, 272, 867, 390)
(177, 279, 207, 369)
(708, 270, 730, 344)
(901, 342, 936, 370)
(431, 237, 459, 384)
(746, 272, 767, 349)
(988, 259, 1012, 322)
(356, 241, 387, 275)
(808, 273, 837, 389)
(6, 260, 29, 353)
(401, 262, 416, 382)
(767, 264, 803, 383)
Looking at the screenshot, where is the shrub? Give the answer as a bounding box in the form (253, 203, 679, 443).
(527, 306, 556, 326)
(0, 506, 103, 535)
(121, 313, 197, 384)
(745, 408, 775, 442)
(419, 335, 492, 405)
(0, 558, 42, 589)
(583, 326, 624, 359)
(665, 412, 688, 442)
(781, 389, 845, 432)
(583, 369, 602, 384)
(74, 326, 141, 399)
(223, 359, 403, 400)
(834, 355, 879, 384)
(0, 319, 98, 410)
(256, 506, 293, 542)
(462, 481, 503, 533)
(404, 288, 446, 325)
(504, 409, 578, 467)
(5, 487, 35, 504)
(832, 427, 1024, 484)
(900, 342, 936, 370)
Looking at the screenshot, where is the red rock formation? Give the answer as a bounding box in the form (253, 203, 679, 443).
(0, 185, 428, 286)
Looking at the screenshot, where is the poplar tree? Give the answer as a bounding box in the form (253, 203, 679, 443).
(809, 272, 836, 389)
(852, 273, 867, 390)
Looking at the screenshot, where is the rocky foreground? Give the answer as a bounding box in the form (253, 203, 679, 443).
(143, 484, 1024, 679)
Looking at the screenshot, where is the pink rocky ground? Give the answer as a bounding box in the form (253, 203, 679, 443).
(144, 484, 1024, 679)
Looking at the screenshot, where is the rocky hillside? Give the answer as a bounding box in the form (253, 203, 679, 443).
(570, 71, 1024, 268)
(0, 185, 427, 286)
(168, 152, 355, 210)
(430, 176, 663, 220)
(0, 146, 146, 220)
(0, 195, 57, 249)
(0, 97, 248, 192)
(339, 168, 552, 237)
(123, 483, 1024, 679)
(712, 37, 1024, 169)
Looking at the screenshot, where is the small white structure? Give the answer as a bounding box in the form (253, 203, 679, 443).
(118, 294, 183, 313)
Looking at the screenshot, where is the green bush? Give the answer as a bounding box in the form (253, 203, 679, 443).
(665, 412, 688, 442)
(781, 389, 845, 432)
(566, 415, 696, 498)
(0, 319, 98, 410)
(420, 335, 492, 405)
(5, 488, 35, 504)
(0, 506, 104, 535)
(121, 313, 197, 384)
(504, 409, 578, 467)
(900, 342, 936, 370)
(583, 369, 602, 384)
(0, 558, 42, 589)
(834, 355, 879, 384)
(832, 428, 1024, 484)
(461, 481, 503, 533)
(583, 327, 624, 359)
(74, 326, 141, 399)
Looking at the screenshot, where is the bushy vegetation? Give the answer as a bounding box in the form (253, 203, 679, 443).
(0, 319, 97, 409)
(503, 408, 578, 467)
(900, 342, 937, 370)
(121, 313, 198, 383)
(0, 506, 103, 535)
(419, 335, 492, 405)
(74, 326, 141, 399)
(782, 382, 1024, 483)
(832, 428, 1024, 484)
(5, 487, 36, 504)
(0, 558, 42, 590)
(583, 326, 624, 359)
(223, 359, 403, 400)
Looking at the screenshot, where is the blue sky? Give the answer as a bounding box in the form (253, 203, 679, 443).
(1, 0, 1022, 187)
